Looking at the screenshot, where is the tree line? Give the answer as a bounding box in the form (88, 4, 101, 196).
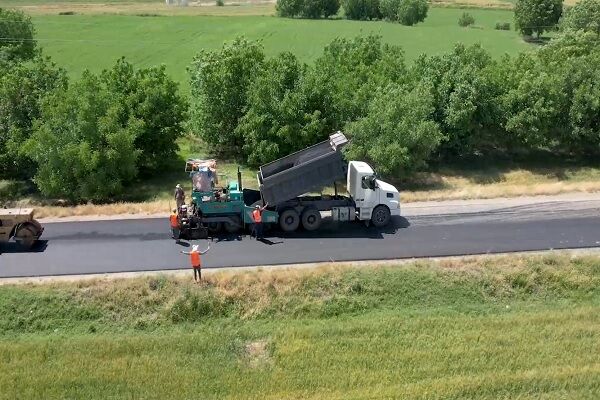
(1, 3, 600, 203)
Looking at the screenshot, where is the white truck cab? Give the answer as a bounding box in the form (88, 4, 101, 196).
(347, 161, 401, 227)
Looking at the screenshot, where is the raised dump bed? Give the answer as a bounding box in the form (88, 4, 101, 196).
(258, 132, 349, 205)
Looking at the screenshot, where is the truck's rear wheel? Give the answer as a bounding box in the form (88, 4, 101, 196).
(224, 215, 242, 233)
(279, 209, 300, 232)
(371, 205, 391, 228)
(301, 208, 321, 231)
(15, 226, 37, 249)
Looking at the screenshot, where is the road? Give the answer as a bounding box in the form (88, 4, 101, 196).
(2, 197, 600, 278)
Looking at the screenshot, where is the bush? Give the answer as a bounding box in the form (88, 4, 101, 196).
(397, 0, 428, 26)
(216, 0, 224, 5)
(458, 12, 475, 27)
(495, 21, 511, 30)
(561, 0, 600, 36)
(276, 0, 340, 17)
(342, 0, 381, 20)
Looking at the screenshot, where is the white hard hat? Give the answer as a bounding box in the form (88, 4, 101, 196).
(176, 184, 181, 188)
(192, 244, 199, 251)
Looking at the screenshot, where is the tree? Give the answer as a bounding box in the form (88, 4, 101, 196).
(342, 0, 381, 20)
(237, 53, 336, 165)
(24, 72, 142, 202)
(277, 0, 303, 16)
(397, 0, 428, 26)
(0, 57, 67, 178)
(188, 37, 265, 157)
(276, 0, 340, 18)
(458, 12, 475, 27)
(514, 0, 563, 38)
(561, 0, 600, 36)
(345, 82, 443, 176)
(101, 58, 187, 171)
(0, 8, 36, 64)
(322, 0, 341, 17)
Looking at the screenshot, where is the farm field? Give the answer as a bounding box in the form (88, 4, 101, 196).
(0, 255, 599, 399)
(27, 8, 529, 85)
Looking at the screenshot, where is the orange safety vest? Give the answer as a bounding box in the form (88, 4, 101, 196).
(190, 251, 201, 268)
(252, 209, 262, 223)
(169, 214, 179, 228)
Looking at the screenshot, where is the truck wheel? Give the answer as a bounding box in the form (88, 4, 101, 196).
(301, 208, 321, 231)
(371, 205, 391, 228)
(15, 226, 36, 249)
(224, 215, 242, 233)
(279, 209, 300, 232)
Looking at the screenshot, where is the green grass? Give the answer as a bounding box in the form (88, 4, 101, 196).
(29, 9, 529, 86)
(1, 255, 599, 398)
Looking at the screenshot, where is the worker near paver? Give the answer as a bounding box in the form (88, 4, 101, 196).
(181, 243, 210, 282)
(170, 208, 180, 240)
(174, 184, 185, 210)
(252, 203, 268, 240)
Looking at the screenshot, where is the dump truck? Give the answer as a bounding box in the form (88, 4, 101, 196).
(177, 132, 400, 239)
(0, 208, 44, 249)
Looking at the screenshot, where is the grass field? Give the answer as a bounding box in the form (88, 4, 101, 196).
(0, 254, 599, 398)
(25, 8, 528, 85)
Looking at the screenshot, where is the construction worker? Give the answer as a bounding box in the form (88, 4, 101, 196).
(170, 208, 180, 240)
(252, 203, 268, 240)
(174, 184, 185, 210)
(181, 243, 210, 282)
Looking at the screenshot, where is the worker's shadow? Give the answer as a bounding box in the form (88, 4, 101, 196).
(257, 237, 284, 245)
(0, 240, 49, 254)
(212, 233, 243, 243)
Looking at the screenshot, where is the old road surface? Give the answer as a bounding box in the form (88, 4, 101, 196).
(2, 196, 600, 278)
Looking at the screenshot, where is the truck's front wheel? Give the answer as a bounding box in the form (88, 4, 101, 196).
(371, 205, 391, 228)
(279, 209, 300, 232)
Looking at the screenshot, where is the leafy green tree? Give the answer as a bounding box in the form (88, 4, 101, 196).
(345, 82, 443, 176)
(410, 44, 503, 158)
(24, 72, 142, 202)
(0, 57, 67, 178)
(313, 35, 407, 125)
(514, 0, 563, 38)
(101, 58, 187, 171)
(561, 0, 600, 36)
(397, 0, 428, 25)
(237, 53, 336, 165)
(322, 0, 341, 17)
(0, 8, 36, 64)
(276, 0, 303, 16)
(343, 0, 381, 20)
(188, 37, 264, 157)
(458, 12, 475, 27)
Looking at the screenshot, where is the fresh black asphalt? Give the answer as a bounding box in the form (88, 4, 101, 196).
(2, 208, 600, 278)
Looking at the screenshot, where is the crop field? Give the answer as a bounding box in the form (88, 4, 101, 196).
(0, 255, 599, 399)
(24, 8, 528, 85)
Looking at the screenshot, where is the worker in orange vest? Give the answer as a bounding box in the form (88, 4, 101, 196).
(181, 243, 210, 282)
(169, 209, 180, 240)
(252, 203, 268, 240)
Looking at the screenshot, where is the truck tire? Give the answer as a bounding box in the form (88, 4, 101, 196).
(207, 222, 221, 234)
(15, 226, 36, 249)
(371, 205, 391, 228)
(279, 209, 300, 232)
(301, 208, 321, 231)
(224, 215, 242, 233)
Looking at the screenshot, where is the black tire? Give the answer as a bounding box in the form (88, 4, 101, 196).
(15, 226, 36, 249)
(301, 208, 322, 231)
(279, 209, 300, 232)
(224, 215, 242, 233)
(371, 205, 391, 228)
(207, 222, 221, 234)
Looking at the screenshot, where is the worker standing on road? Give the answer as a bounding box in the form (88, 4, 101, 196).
(170, 209, 180, 240)
(181, 243, 210, 282)
(252, 203, 268, 240)
(175, 184, 185, 211)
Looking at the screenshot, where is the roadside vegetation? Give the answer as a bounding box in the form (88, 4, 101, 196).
(0, 254, 599, 398)
(1, 2, 600, 216)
